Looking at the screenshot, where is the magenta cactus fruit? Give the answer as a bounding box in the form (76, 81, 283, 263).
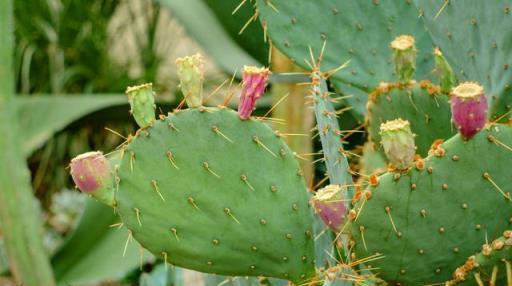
(69, 151, 115, 206)
(238, 66, 271, 120)
(450, 82, 488, 140)
(311, 184, 347, 232)
(379, 119, 416, 170)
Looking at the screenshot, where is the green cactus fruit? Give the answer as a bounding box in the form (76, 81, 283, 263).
(390, 35, 417, 83)
(115, 107, 315, 283)
(69, 151, 115, 206)
(256, 0, 435, 116)
(366, 80, 455, 157)
(413, 0, 512, 120)
(175, 53, 204, 108)
(126, 83, 156, 128)
(350, 124, 512, 285)
(379, 119, 416, 170)
(446, 230, 512, 286)
(433, 48, 457, 94)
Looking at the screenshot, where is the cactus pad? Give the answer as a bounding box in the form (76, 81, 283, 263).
(366, 81, 454, 157)
(446, 231, 512, 286)
(414, 0, 512, 119)
(256, 0, 434, 115)
(351, 124, 512, 284)
(115, 107, 315, 283)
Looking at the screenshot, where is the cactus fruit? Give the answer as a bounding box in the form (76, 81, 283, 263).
(351, 124, 512, 284)
(433, 48, 457, 94)
(69, 151, 114, 206)
(390, 35, 416, 83)
(311, 185, 347, 232)
(366, 81, 454, 157)
(238, 66, 271, 120)
(450, 82, 488, 140)
(175, 53, 204, 108)
(126, 83, 156, 128)
(379, 119, 416, 170)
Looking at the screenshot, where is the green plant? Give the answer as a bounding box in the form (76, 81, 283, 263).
(254, 0, 512, 285)
(0, 0, 56, 284)
(71, 59, 315, 284)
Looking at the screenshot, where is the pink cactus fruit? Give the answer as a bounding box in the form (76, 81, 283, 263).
(238, 66, 271, 120)
(450, 82, 488, 140)
(70, 151, 111, 193)
(311, 184, 347, 232)
(70, 151, 115, 206)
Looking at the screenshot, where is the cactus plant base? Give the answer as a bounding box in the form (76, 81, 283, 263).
(115, 107, 315, 283)
(351, 124, 512, 285)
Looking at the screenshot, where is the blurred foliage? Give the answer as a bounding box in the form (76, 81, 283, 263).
(13, 0, 164, 94)
(203, 0, 267, 65)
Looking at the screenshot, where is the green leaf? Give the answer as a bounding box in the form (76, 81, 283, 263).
(0, 1, 56, 285)
(203, 0, 267, 64)
(51, 199, 148, 285)
(157, 0, 261, 74)
(16, 95, 126, 156)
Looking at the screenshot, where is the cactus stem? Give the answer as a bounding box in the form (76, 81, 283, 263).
(203, 161, 221, 178)
(252, 135, 277, 157)
(166, 151, 179, 170)
(151, 179, 166, 202)
(483, 172, 511, 201)
(212, 126, 234, 143)
(123, 230, 133, 257)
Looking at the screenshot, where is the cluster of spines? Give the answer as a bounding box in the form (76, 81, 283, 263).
(446, 230, 512, 286)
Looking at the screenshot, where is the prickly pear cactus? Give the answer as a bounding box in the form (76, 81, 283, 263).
(366, 80, 454, 157)
(116, 107, 315, 283)
(256, 0, 435, 115)
(413, 0, 512, 119)
(350, 124, 512, 284)
(446, 230, 512, 286)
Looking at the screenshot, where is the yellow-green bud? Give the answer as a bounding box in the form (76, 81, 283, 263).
(175, 53, 204, 107)
(380, 119, 416, 170)
(126, 83, 156, 128)
(391, 35, 417, 83)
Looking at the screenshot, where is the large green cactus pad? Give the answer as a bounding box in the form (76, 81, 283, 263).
(256, 0, 434, 115)
(116, 108, 315, 283)
(413, 0, 512, 119)
(367, 81, 455, 157)
(351, 124, 512, 285)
